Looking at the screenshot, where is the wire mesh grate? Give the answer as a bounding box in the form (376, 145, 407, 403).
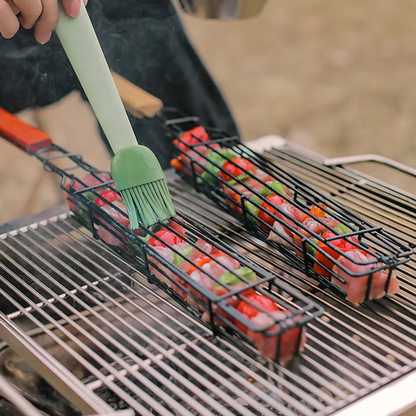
(0, 134, 414, 415)
(0, 196, 414, 415)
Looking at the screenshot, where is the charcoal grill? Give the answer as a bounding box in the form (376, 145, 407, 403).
(0, 135, 415, 415)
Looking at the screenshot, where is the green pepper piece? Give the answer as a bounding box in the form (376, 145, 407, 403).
(244, 195, 262, 224)
(113, 199, 125, 206)
(227, 173, 250, 186)
(334, 223, 352, 235)
(306, 237, 318, 257)
(148, 222, 165, 234)
(131, 245, 143, 256)
(216, 266, 257, 287)
(84, 191, 97, 201)
(258, 182, 289, 198)
(197, 150, 237, 185)
(75, 202, 91, 223)
(197, 162, 220, 184)
(173, 246, 194, 266)
(181, 246, 193, 257)
(207, 149, 237, 164)
(173, 252, 183, 266)
(128, 235, 149, 256)
(251, 195, 263, 205)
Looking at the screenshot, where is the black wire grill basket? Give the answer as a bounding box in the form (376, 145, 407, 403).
(10, 138, 323, 362)
(162, 109, 413, 302)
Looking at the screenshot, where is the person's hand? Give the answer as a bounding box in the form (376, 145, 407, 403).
(0, 0, 88, 44)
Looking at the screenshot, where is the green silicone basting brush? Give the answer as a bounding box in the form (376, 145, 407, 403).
(55, 2, 175, 229)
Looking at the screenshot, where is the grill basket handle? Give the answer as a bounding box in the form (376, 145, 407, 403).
(0, 108, 52, 153)
(111, 72, 163, 119)
(0, 74, 161, 154)
(324, 154, 416, 178)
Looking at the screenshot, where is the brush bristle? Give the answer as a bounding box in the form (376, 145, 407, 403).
(121, 179, 176, 229)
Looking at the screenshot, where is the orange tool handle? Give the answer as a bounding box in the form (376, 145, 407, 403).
(0, 108, 52, 153)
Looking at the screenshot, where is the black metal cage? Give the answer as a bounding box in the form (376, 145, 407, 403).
(162, 109, 413, 302)
(17, 142, 323, 362)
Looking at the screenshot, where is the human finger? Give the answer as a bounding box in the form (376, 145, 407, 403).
(5, 0, 20, 14)
(0, 1, 20, 38)
(34, 0, 58, 44)
(61, 0, 83, 18)
(14, 0, 42, 29)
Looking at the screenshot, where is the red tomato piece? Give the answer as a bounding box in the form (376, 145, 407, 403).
(95, 190, 122, 208)
(173, 126, 210, 152)
(314, 231, 360, 276)
(148, 229, 185, 248)
(170, 158, 184, 171)
(187, 256, 213, 275)
(258, 194, 285, 231)
(310, 204, 327, 218)
(219, 158, 255, 183)
(236, 293, 281, 334)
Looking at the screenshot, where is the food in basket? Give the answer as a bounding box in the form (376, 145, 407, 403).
(236, 293, 306, 362)
(146, 225, 304, 362)
(65, 172, 112, 215)
(332, 250, 399, 305)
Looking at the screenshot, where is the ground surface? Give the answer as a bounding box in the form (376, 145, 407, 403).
(1, 0, 415, 224)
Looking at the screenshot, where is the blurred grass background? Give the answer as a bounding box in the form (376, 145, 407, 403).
(1, 0, 415, 224)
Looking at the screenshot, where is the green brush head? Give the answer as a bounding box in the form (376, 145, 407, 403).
(111, 145, 176, 229)
(111, 145, 165, 189)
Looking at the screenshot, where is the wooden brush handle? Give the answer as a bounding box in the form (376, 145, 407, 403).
(112, 72, 163, 118)
(0, 108, 52, 153)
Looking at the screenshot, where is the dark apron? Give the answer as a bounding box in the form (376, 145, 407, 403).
(0, 0, 238, 168)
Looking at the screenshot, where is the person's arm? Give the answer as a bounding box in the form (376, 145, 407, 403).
(0, 0, 87, 44)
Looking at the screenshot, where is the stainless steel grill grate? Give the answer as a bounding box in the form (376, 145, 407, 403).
(0, 140, 415, 415)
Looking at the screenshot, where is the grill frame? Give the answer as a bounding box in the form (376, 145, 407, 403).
(0, 137, 414, 416)
(0, 207, 415, 416)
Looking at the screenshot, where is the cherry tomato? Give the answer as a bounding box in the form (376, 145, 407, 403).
(148, 229, 185, 248)
(173, 126, 210, 152)
(235, 293, 280, 333)
(219, 158, 255, 183)
(94, 190, 123, 208)
(257, 194, 285, 231)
